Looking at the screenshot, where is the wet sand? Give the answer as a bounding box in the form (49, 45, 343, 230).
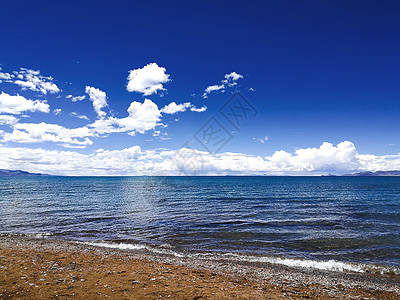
(0, 235, 399, 299)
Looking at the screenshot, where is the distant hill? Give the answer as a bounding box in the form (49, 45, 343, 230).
(0, 169, 49, 177)
(343, 170, 400, 176)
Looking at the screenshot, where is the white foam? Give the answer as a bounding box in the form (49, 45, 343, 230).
(77, 241, 399, 275)
(222, 254, 365, 272)
(361, 264, 400, 275)
(82, 241, 146, 250)
(188, 252, 366, 273)
(33, 233, 52, 238)
(79, 241, 184, 257)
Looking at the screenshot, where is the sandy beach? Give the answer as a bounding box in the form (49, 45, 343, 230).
(0, 235, 399, 299)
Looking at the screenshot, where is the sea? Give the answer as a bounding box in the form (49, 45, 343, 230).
(1, 176, 400, 274)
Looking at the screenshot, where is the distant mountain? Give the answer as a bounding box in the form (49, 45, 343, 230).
(343, 170, 400, 176)
(0, 169, 49, 177)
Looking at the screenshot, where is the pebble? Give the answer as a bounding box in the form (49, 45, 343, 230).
(1, 234, 400, 297)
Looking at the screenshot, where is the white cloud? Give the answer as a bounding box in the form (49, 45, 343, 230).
(1, 122, 93, 147)
(0, 115, 19, 125)
(70, 112, 89, 120)
(85, 86, 108, 118)
(169, 141, 400, 175)
(12, 68, 60, 94)
(0, 98, 165, 147)
(0, 92, 50, 114)
(160, 102, 192, 114)
(53, 109, 62, 115)
(160, 102, 207, 114)
(85, 118, 124, 136)
(66, 95, 86, 102)
(127, 62, 170, 96)
(0, 146, 146, 176)
(266, 141, 360, 174)
(222, 71, 243, 87)
(205, 84, 224, 94)
(1, 141, 398, 176)
(115, 99, 162, 134)
(0, 71, 12, 80)
(203, 71, 243, 98)
(190, 106, 207, 112)
(253, 136, 269, 144)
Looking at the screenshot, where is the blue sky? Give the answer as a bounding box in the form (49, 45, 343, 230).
(0, 0, 400, 175)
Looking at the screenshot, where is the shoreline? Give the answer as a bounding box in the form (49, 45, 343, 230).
(1, 235, 399, 299)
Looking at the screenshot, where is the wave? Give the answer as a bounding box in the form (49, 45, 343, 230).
(78, 240, 400, 275)
(216, 253, 364, 272)
(30, 232, 53, 238)
(79, 241, 185, 257)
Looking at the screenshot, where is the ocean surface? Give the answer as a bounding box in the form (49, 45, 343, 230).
(1, 176, 400, 273)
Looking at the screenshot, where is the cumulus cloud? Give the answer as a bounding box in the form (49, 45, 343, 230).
(11, 68, 60, 94)
(0, 115, 19, 125)
(0, 141, 398, 176)
(266, 141, 360, 174)
(66, 95, 86, 102)
(0, 146, 146, 176)
(53, 109, 62, 115)
(126, 63, 170, 96)
(160, 102, 207, 114)
(85, 86, 108, 118)
(0, 98, 172, 147)
(161, 102, 192, 114)
(1, 122, 93, 147)
(170, 141, 399, 175)
(190, 106, 207, 112)
(203, 71, 243, 98)
(97, 100, 204, 135)
(115, 99, 162, 134)
(0, 92, 50, 114)
(83, 99, 163, 137)
(222, 72, 243, 86)
(0, 97, 205, 147)
(0, 71, 12, 80)
(0, 98, 164, 146)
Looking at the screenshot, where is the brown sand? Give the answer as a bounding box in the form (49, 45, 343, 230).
(0, 236, 399, 299)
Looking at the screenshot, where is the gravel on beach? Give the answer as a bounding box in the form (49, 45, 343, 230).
(1, 235, 399, 299)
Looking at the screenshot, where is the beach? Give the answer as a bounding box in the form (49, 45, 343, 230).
(1, 235, 399, 299)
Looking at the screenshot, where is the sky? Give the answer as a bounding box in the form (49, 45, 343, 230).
(0, 0, 400, 176)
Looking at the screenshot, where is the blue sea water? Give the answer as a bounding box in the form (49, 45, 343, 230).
(1, 176, 400, 272)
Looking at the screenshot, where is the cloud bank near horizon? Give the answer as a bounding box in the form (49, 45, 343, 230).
(0, 141, 398, 176)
